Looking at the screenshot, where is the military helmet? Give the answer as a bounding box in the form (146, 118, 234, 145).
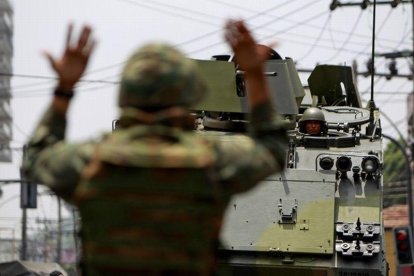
(118, 43, 207, 108)
(301, 107, 325, 122)
(299, 107, 327, 133)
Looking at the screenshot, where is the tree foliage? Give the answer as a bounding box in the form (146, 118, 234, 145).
(383, 139, 408, 207)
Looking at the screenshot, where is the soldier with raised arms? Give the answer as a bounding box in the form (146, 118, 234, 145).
(22, 20, 287, 275)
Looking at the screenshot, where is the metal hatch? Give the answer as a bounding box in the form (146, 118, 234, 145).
(220, 170, 336, 254)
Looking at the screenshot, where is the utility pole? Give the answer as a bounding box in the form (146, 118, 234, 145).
(410, 0, 414, 232)
(19, 145, 37, 261)
(330, 0, 411, 10)
(20, 166, 27, 261)
(56, 197, 62, 263)
(20, 197, 27, 260)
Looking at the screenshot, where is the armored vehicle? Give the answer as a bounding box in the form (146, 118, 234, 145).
(193, 53, 386, 276)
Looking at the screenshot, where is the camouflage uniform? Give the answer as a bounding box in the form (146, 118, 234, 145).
(22, 44, 287, 275)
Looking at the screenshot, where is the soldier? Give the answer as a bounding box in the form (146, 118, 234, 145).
(299, 107, 327, 136)
(22, 20, 287, 275)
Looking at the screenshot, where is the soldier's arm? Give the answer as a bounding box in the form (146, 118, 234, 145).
(22, 24, 96, 200)
(22, 107, 95, 200)
(224, 20, 272, 111)
(215, 20, 287, 194)
(213, 103, 287, 195)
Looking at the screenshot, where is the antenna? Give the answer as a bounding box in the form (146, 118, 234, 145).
(369, 0, 376, 105)
(366, 0, 377, 134)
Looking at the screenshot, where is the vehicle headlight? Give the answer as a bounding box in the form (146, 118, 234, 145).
(320, 157, 334, 170)
(361, 156, 379, 174)
(336, 156, 352, 172)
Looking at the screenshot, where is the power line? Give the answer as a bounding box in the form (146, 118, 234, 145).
(3, 72, 119, 98)
(368, 7, 394, 50)
(329, 0, 412, 9)
(322, 9, 364, 63)
(0, 72, 118, 84)
(118, 0, 218, 26)
(64, 0, 321, 79)
(382, 117, 407, 133)
(70, 0, 298, 78)
(211, 0, 410, 46)
(369, 91, 411, 95)
(144, 0, 222, 21)
(12, 73, 119, 96)
(375, 77, 411, 105)
(297, 13, 332, 61)
(11, 79, 54, 91)
(8, 64, 411, 99)
(13, 82, 118, 99)
(189, 9, 329, 55)
(252, 0, 327, 38)
(352, 7, 395, 60)
(11, 119, 30, 140)
(49, 0, 409, 80)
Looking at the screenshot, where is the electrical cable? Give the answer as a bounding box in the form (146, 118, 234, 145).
(8, 1, 411, 101)
(189, 9, 329, 55)
(0, 72, 118, 84)
(322, 9, 364, 63)
(34, 0, 296, 83)
(212, 0, 402, 56)
(360, 76, 384, 95)
(328, 12, 338, 50)
(32, 0, 407, 82)
(11, 79, 54, 91)
(366, 6, 389, 50)
(13, 82, 118, 98)
(382, 117, 407, 130)
(251, 0, 324, 36)
(0, 194, 19, 208)
(118, 0, 218, 26)
(275, 33, 364, 56)
(369, 90, 412, 95)
(376, 77, 411, 105)
(12, 73, 119, 96)
(393, 8, 410, 51)
(352, 7, 394, 60)
(297, 13, 331, 61)
(14, 0, 401, 85)
(11, 119, 30, 140)
(10, 0, 313, 90)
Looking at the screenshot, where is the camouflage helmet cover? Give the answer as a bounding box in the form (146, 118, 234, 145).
(118, 43, 207, 108)
(299, 107, 327, 133)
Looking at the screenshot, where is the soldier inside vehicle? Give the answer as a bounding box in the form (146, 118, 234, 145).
(298, 107, 327, 136)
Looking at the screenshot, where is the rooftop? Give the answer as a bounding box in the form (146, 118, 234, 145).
(383, 204, 409, 229)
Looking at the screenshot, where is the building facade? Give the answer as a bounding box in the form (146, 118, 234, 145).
(0, 0, 12, 162)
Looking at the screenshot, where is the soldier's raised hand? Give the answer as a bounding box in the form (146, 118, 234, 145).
(224, 20, 272, 72)
(44, 24, 96, 90)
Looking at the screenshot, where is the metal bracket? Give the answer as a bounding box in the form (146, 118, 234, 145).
(336, 221, 380, 240)
(278, 198, 298, 224)
(335, 240, 380, 257)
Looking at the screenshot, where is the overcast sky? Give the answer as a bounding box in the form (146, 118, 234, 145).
(0, 0, 413, 237)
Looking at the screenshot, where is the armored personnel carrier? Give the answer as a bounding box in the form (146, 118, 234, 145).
(193, 53, 386, 276)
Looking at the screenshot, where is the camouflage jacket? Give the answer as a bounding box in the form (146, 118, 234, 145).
(22, 102, 287, 200)
(22, 101, 287, 274)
